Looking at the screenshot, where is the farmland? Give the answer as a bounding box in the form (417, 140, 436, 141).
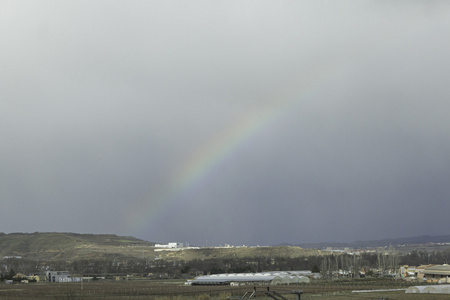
(0, 278, 448, 299)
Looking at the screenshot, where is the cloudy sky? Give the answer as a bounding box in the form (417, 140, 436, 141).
(1, 1, 450, 246)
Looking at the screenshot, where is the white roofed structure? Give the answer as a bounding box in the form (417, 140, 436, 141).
(189, 271, 312, 285)
(406, 285, 450, 294)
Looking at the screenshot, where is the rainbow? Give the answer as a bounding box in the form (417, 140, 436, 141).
(123, 61, 341, 236)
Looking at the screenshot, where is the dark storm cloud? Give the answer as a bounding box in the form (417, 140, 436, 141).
(1, 1, 450, 245)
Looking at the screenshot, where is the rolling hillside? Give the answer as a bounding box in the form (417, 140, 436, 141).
(0, 232, 155, 261)
(2, 232, 449, 263)
(0, 232, 321, 262)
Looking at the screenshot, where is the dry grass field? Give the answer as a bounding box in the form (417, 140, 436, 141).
(0, 279, 449, 300)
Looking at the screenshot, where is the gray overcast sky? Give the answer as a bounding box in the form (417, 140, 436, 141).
(1, 1, 450, 246)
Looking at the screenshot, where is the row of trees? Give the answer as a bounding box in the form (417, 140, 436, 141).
(319, 247, 401, 279)
(400, 248, 450, 265)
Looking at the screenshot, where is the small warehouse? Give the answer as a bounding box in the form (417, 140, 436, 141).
(45, 271, 80, 283)
(423, 265, 450, 283)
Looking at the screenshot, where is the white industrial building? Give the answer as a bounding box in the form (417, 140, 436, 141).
(45, 271, 81, 283)
(155, 242, 183, 248)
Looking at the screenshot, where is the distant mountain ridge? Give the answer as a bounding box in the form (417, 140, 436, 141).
(294, 235, 450, 249)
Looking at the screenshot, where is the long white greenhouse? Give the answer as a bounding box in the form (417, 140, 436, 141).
(187, 271, 311, 285)
(406, 285, 450, 294)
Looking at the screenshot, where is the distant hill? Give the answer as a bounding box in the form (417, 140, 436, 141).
(0, 232, 322, 262)
(4, 232, 446, 263)
(0, 232, 155, 261)
(295, 235, 450, 249)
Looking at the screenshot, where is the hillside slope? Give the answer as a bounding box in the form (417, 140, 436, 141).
(0, 233, 321, 262)
(0, 232, 155, 261)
